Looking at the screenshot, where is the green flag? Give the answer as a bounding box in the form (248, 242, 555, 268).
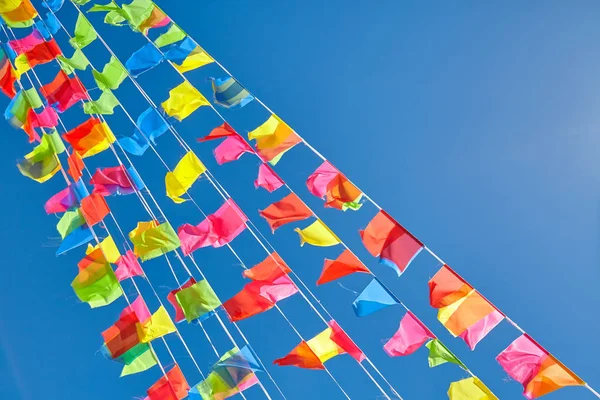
(72, 0, 91, 4)
(426, 339, 467, 369)
(93, 56, 128, 90)
(23, 88, 42, 109)
(155, 25, 186, 48)
(122, 0, 154, 30)
(57, 49, 90, 75)
(83, 90, 119, 115)
(88, 0, 120, 12)
(69, 13, 97, 49)
(120, 344, 157, 377)
(57, 210, 85, 239)
(129, 221, 180, 261)
(16, 133, 62, 183)
(104, 10, 127, 26)
(175, 280, 221, 322)
(71, 261, 122, 308)
(47, 129, 66, 154)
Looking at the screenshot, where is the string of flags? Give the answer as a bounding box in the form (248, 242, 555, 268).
(0, 0, 596, 399)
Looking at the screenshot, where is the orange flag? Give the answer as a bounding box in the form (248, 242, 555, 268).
(273, 340, 325, 370)
(243, 252, 291, 282)
(80, 193, 110, 227)
(67, 151, 84, 181)
(317, 249, 370, 285)
(258, 193, 312, 232)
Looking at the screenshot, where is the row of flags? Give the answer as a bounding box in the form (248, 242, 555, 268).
(0, 0, 593, 399)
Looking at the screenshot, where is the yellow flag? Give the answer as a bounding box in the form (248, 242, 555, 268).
(161, 81, 209, 121)
(14, 54, 30, 78)
(136, 306, 176, 343)
(86, 236, 121, 264)
(294, 219, 340, 247)
(248, 114, 293, 147)
(174, 45, 214, 73)
(448, 377, 498, 400)
(307, 328, 344, 363)
(0, 0, 22, 13)
(165, 151, 206, 203)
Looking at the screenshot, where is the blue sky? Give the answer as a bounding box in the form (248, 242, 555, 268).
(0, 1, 599, 399)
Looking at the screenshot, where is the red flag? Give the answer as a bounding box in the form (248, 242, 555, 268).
(258, 193, 312, 232)
(147, 364, 190, 400)
(67, 152, 84, 181)
(24, 38, 61, 68)
(198, 122, 237, 142)
(328, 320, 365, 362)
(317, 249, 370, 285)
(223, 284, 276, 322)
(40, 70, 87, 112)
(167, 278, 197, 323)
(80, 193, 110, 227)
(101, 307, 140, 358)
(273, 341, 325, 370)
(0, 61, 16, 98)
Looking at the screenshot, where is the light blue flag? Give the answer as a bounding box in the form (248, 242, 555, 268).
(211, 77, 254, 109)
(213, 346, 262, 388)
(43, 12, 61, 36)
(57, 226, 94, 255)
(43, 0, 65, 12)
(352, 279, 398, 317)
(71, 179, 89, 201)
(164, 37, 195, 64)
(119, 107, 169, 155)
(125, 43, 164, 77)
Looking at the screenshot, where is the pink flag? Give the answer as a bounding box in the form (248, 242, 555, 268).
(254, 163, 284, 193)
(167, 278, 197, 322)
(115, 250, 144, 281)
(383, 311, 435, 357)
(306, 161, 338, 198)
(178, 199, 248, 255)
(44, 186, 76, 214)
(26, 107, 59, 130)
(9, 29, 45, 54)
(213, 135, 253, 165)
(255, 275, 298, 303)
(329, 320, 365, 362)
(459, 309, 504, 350)
(126, 296, 151, 323)
(90, 166, 139, 196)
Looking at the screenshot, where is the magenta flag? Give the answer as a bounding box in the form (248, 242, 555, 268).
(115, 250, 144, 281)
(254, 163, 284, 193)
(27, 107, 59, 131)
(44, 186, 77, 214)
(213, 135, 253, 165)
(383, 311, 435, 357)
(459, 309, 504, 350)
(126, 296, 151, 323)
(178, 199, 248, 255)
(90, 166, 139, 196)
(9, 29, 45, 54)
(306, 161, 338, 197)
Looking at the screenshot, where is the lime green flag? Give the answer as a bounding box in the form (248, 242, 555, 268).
(47, 129, 66, 154)
(17, 133, 62, 183)
(93, 56, 127, 91)
(73, 0, 91, 4)
(122, 0, 154, 30)
(83, 90, 119, 115)
(23, 88, 42, 109)
(175, 280, 221, 322)
(426, 339, 467, 369)
(71, 261, 122, 308)
(88, 0, 120, 12)
(104, 10, 127, 26)
(69, 13, 97, 49)
(120, 345, 157, 377)
(129, 221, 180, 261)
(155, 25, 186, 48)
(57, 210, 85, 239)
(57, 49, 90, 75)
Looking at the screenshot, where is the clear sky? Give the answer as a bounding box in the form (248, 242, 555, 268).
(0, 1, 599, 399)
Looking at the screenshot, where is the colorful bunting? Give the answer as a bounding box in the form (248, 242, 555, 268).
(317, 249, 370, 285)
(57, 48, 90, 74)
(80, 193, 110, 227)
(259, 193, 312, 232)
(119, 107, 168, 156)
(294, 219, 340, 247)
(83, 90, 119, 115)
(426, 339, 466, 369)
(0, 58, 17, 98)
(17, 131, 62, 182)
(448, 377, 498, 400)
(164, 37, 213, 73)
(67, 151, 84, 181)
(255, 163, 284, 193)
(129, 220, 180, 261)
(174, 280, 221, 322)
(198, 122, 236, 142)
(383, 311, 435, 357)
(57, 226, 94, 255)
(86, 235, 121, 263)
(211, 77, 254, 109)
(307, 161, 363, 211)
(155, 24, 186, 48)
(23, 38, 61, 67)
(125, 43, 164, 77)
(161, 80, 209, 121)
(57, 209, 85, 239)
(496, 334, 584, 399)
(5, 87, 42, 133)
(213, 135, 253, 165)
(102, 298, 148, 359)
(167, 277, 196, 323)
(90, 165, 144, 196)
(178, 199, 248, 255)
(63, 117, 116, 158)
(8, 28, 44, 54)
(429, 265, 504, 349)
(352, 279, 398, 317)
(93, 56, 127, 91)
(2, 0, 36, 27)
(69, 13, 97, 49)
(115, 250, 144, 281)
(71, 248, 122, 308)
(120, 345, 157, 377)
(360, 210, 423, 275)
(248, 114, 301, 165)
(146, 364, 189, 400)
(165, 151, 206, 203)
(44, 185, 77, 214)
(136, 305, 177, 344)
(40, 70, 87, 113)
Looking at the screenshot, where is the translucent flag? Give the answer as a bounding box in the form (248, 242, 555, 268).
(213, 135, 253, 165)
(307, 160, 363, 211)
(165, 151, 206, 203)
(383, 312, 435, 357)
(161, 80, 209, 121)
(71, 254, 122, 308)
(198, 122, 236, 142)
(0, 60, 17, 98)
(43, 0, 64, 12)
(69, 13, 97, 49)
(62, 117, 116, 158)
(426, 339, 466, 369)
(0, 0, 23, 13)
(83, 90, 119, 115)
(165, 37, 213, 73)
(175, 280, 221, 322)
(93, 56, 127, 90)
(86, 235, 120, 263)
(248, 114, 301, 165)
(125, 43, 164, 77)
(24, 38, 61, 67)
(40, 70, 87, 113)
(44, 185, 77, 214)
(57, 49, 90, 75)
(254, 163, 283, 192)
(115, 250, 143, 281)
(448, 377, 498, 400)
(119, 107, 168, 156)
(294, 219, 340, 247)
(136, 306, 177, 343)
(129, 220, 180, 261)
(259, 193, 312, 232)
(17, 132, 62, 183)
(67, 151, 84, 181)
(352, 279, 398, 317)
(146, 364, 189, 400)
(8, 28, 44, 54)
(317, 249, 370, 285)
(80, 193, 110, 227)
(2, 0, 37, 27)
(120, 346, 157, 377)
(211, 77, 253, 109)
(57, 210, 85, 239)
(155, 24, 186, 48)
(90, 165, 144, 196)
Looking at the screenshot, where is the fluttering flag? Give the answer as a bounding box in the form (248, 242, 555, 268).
(352, 279, 398, 317)
(43, 0, 64, 12)
(129, 220, 180, 261)
(174, 280, 221, 322)
(63, 117, 116, 158)
(36, 11, 60, 38)
(23, 106, 58, 139)
(8, 29, 44, 54)
(198, 122, 236, 142)
(178, 199, 248, 255)
(223, 252, 297, 321)
(161, 80, 209, 121)
(448, 377, 498, 400)
(102, 298, 148, 360)
(45, 185, 77, 214)
(23, 38, 61, 67)
(83, 90, 119, 115)
(496, 334, 584, 399)
(136, 305, 177, 343)
(307, 161, 363, 211)
(255, 163, 284, 193)
(69, 13, 97, 49)
(57, 209, 85, 239)
(93, 56, 127, 90)
(259, 193, 312, 232)
(317, 249, 370, 285)
(5, 88, 42, 133)
(57, 49, 90, 75)
(426, 339, 466, 369)
(71, 247, 122, 308)
(383, 311, 435, 357)
(248, 114, 301, 165)
(125, 42, 164, 77)
(211, 77, 254, 109)
(86, 235, 120, 263)
(115, 250, 144, 281)
(294, 219, 340, 247)
(57, 225, 94, 255)
(429, 265, 504, 350)
(360, 210, 423, 276)
(274, 320, 365, 369)
(213, 135, 253, 165)
(146, 364, 189, 400)
(2, 0, 37, 27)
(164, 36, 213, 73)
(17, 131, 63, 182)
(80, 193, 111, 227)
(121, 0, 169, 33)
(155, 24, 186, 48)
(165, 151, 206, 203)
(90, 165, 144, 196)
(119, 344, 157, 377)
(167, 278, 196, 323)
(119, 107, 168, 156)
(0, 0, 25, 13)
(40, 70, 87, 112)
(0, 57, 17, 98)
(189, 347, 261, 400)
(67, 151, 84, 181)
